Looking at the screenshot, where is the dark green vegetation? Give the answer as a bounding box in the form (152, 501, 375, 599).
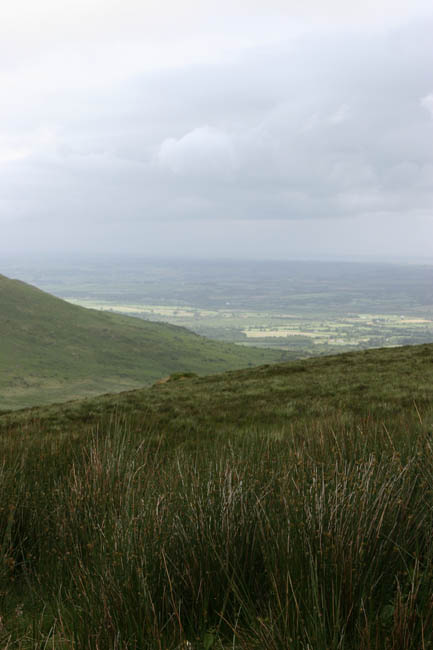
(2, 344, 433, 648)
(0, 274, 289, 410)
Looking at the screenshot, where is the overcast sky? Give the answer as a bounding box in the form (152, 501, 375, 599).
(1, 0, 432, 261)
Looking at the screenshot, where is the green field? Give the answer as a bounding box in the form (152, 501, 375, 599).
(1, 344, 433, 648)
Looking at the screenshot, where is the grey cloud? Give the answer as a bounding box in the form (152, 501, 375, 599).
(421, 93, 433, 118)
(1, 16, 433, 241)
(157, 126, 237, 179)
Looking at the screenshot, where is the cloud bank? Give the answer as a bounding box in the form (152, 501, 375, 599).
(0, 1, 432, 258)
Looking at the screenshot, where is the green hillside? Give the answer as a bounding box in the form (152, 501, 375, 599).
(0, 273, 289, 410)
(3, 341, 433, 433)
(2, 345, 433, 648)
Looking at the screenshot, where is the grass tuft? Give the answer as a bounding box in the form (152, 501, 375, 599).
(1, 411, 433, 648)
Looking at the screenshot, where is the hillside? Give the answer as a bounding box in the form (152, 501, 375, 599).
(0, 273, 290, 410)
(1, 344, 433, 648)
(3, 341, 433, 435)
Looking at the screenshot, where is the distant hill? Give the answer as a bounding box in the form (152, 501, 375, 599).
(0, 273, 289, 409)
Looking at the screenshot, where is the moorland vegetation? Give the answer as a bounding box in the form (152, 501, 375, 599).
(1, 344, 433, 648)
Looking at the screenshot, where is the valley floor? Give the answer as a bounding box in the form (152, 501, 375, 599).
(66, 297, 433, 353)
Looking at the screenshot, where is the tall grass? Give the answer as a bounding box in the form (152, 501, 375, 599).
(1, 412, 433, 648)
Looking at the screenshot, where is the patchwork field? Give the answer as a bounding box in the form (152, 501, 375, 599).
(6, 256, 433, 356)
(65, 298, 433, 352)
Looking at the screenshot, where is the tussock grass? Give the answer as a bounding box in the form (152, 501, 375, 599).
(1, 411, 433, 648)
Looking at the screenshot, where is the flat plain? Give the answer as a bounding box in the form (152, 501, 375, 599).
(7, 256, 433, 354)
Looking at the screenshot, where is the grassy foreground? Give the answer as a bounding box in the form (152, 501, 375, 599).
(2, 345, 433, 648)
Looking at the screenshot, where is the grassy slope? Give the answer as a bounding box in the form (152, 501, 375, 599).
(2, 344, 433, 648)
(3, 341, 433, 434)
(0, 274, 289, 410)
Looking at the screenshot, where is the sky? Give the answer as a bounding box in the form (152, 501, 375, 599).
(1, 0, 432, 261)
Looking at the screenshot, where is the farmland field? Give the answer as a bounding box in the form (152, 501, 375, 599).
(3, 255, 433, 356)
(62, 298, 433, 353)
